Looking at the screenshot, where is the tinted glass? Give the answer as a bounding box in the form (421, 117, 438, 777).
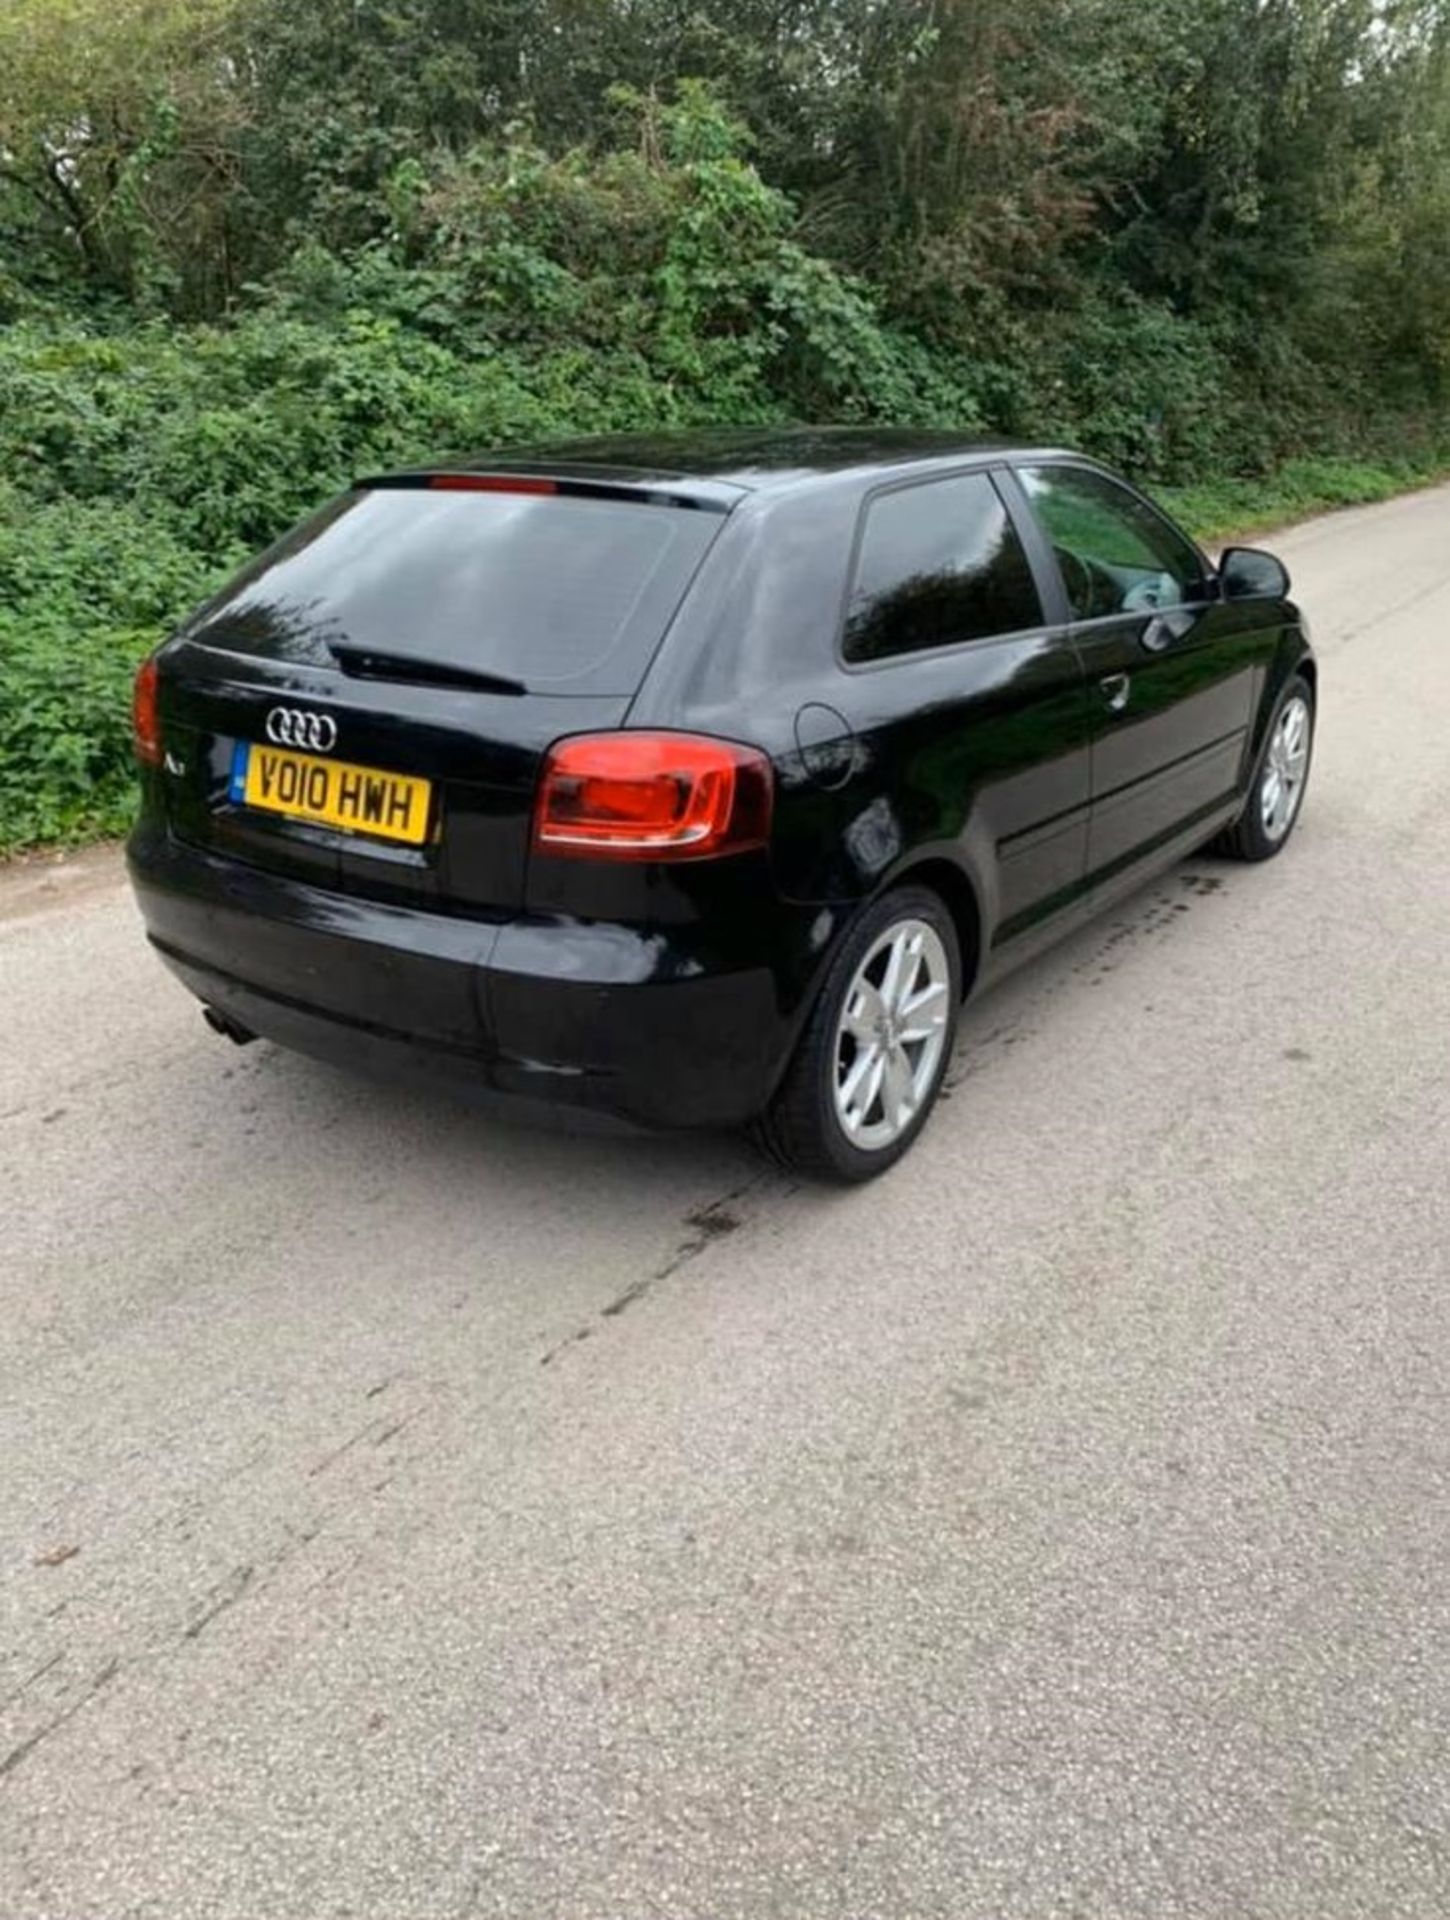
(1019, 465, 1206, 621)
(182, 488, 722, 694)
(843, 474, 1043, 663)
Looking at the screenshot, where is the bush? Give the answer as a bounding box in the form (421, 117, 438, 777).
(0, 488, 223, 844)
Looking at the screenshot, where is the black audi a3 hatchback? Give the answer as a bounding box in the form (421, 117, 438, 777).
(128, 429, 1315, 1180)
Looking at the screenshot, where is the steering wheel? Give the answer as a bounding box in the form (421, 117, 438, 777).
(1121, 571, 1178, 615)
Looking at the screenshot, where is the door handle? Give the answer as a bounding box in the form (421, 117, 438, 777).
(1100, 672, 1131, 714)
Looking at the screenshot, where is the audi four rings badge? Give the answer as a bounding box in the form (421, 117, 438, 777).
(265, 707, 337, 753)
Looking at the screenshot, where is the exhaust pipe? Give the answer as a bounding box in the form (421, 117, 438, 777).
(202, 1005, 257, 1046)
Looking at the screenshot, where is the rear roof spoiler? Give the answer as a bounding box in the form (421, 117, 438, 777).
(354, 470, 735, 514)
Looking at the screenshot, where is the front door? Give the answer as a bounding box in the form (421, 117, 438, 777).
(1014, 462, 1268, 886)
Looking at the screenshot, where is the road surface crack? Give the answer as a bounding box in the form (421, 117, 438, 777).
(0, 1657, 120, 1781)
(0, 1652, 65, 1718)
(541, 1179, 761, 1364)
(182, 1564, 254, 1640)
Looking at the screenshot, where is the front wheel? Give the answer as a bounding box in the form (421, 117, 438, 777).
(753, 885, 961, 1183)
(1214, 675, 1315, 862)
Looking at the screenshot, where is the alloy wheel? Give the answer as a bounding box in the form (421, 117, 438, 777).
(832, 918, 952, 1152)
(1260, 694, 1312, 843)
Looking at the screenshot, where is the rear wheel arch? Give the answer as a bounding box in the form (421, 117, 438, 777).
(883, 858, 983, 1001)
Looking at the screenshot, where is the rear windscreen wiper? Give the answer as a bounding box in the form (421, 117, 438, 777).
(328, 645, 528, 697)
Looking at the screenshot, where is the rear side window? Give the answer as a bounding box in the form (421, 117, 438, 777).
(843, 473, 1043, 664)
(182, 487, 723, 695)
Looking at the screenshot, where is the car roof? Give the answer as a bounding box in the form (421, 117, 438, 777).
(386, 427, 1081, 506)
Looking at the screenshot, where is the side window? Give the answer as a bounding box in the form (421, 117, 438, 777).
(1019, 465, 1206, 623)
(843, 473, 1044, 664)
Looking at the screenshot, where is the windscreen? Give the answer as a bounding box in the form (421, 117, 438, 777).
(181, 486, 723, 694)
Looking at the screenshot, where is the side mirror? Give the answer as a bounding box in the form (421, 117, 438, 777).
(1218, 546, 1290, 601)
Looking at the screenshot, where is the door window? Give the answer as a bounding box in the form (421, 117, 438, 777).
(1019, 466, 1206, 623)
(843, 473, 1044, 663)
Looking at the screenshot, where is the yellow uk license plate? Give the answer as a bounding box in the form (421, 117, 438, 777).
(233, 742, 433, 846)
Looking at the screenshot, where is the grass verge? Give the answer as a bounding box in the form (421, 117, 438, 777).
(1160, 451, 1450, 545)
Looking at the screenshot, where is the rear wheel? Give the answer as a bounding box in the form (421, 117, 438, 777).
(754, 885, 961, 1183)
(1214, 675, 1315, 862)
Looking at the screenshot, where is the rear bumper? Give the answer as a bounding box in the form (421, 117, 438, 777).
(127, 824, 813, 1130)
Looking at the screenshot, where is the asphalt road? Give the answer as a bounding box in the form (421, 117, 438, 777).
(3, 486, 1449, 1920)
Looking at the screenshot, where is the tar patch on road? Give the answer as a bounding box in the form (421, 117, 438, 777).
(540, 1183, 760, 1367)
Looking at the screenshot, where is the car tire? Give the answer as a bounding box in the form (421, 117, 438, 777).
(1213, 673, 1316, 863)
(753, 884, 962, 1184)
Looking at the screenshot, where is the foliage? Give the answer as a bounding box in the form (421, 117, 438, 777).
(0, 0, 247, 313)
(3, 4, 1450, 849)
(0, 486, 218, 844)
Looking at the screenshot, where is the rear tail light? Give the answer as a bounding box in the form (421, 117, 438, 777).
(534, 731, 773, 861)
(132, 656, 162, 766)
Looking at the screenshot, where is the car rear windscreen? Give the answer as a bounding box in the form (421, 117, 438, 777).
(181, 486, 724, 694)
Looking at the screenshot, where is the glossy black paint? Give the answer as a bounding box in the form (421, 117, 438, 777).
(128, 429, 1314, 1130)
